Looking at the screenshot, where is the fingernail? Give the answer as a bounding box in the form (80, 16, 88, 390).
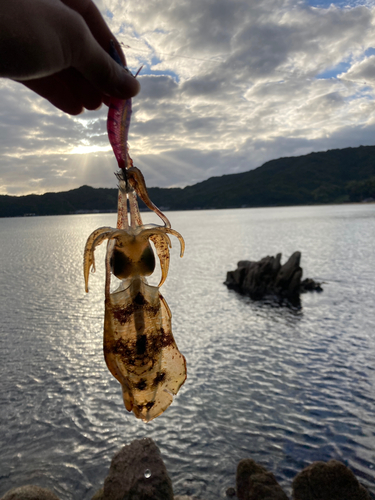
(119, 69, 141, 97)
(123, 66, 135, 77)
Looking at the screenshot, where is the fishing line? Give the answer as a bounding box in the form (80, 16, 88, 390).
(119, 42, 227, 64)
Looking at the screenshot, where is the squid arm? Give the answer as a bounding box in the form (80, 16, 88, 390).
(84, 227, 115, 292)
(141, 227, 184, 286)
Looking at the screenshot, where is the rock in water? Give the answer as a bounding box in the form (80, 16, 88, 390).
(236, 459, 288, 500)
(292, 460, 370, 500)
(225, 251, 322, 305)
(101, 438, 173, 500)
(300, 277, 323, 293)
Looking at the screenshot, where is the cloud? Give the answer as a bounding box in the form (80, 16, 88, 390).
(339, 54, 375, 84)
(1, 0, 375, 195)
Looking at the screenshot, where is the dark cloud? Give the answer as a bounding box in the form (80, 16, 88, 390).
(138, 75, 178, 99)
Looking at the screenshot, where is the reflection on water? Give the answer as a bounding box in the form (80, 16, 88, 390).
(0, 204, 375, 499)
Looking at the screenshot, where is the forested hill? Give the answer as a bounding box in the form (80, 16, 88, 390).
(1, 145, 375, 217)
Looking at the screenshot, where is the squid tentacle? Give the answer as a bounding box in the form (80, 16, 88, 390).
(127, 167, 171, 228)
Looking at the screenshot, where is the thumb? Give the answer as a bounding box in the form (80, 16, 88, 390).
(71, 27, 140, 99)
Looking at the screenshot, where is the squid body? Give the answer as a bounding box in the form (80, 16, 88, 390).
(83, 81, 186, 422)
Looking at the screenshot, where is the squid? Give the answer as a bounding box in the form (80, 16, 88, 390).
(83, 49, 186, 422)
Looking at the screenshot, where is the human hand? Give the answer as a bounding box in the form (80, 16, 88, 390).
(0, 0, 140, 114)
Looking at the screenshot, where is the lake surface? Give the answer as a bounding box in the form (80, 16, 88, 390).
(0, 204, 375, 499)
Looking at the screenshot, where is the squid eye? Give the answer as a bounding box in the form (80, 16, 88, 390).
(139, 245, 156, 276)
(110, 248, 133, 279)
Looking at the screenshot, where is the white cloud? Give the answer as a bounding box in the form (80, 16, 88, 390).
(339, 54, 375, 83)
(1, 0, 375, 195)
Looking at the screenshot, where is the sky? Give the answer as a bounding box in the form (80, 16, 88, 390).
(2, 0, 375, 196)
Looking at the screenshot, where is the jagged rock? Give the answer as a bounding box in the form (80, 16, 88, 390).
(236, 459, 288, 500)
(0, 486, 61, 500)
(292, 460, 370, 500)
(225, 252, 322, 304)
(101, 438, 174, 500)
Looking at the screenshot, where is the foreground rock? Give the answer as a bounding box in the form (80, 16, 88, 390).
(225, 251, 322, 305)
(292, 460, 370, 500)
(236, 459, 288, 500)
(226, 458, 371, 500)
(1, 443, 370, 500)
(93, 438, 174, 500)
(0, 486, 60, 500)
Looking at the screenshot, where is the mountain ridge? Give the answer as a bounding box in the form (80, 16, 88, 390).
(1, 145, 375, 217)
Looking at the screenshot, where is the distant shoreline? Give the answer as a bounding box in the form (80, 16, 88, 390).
(1, 145, 374, 217)
(0, 200, 374, 220)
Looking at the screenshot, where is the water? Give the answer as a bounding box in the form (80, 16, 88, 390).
(0, 204, 374, 499)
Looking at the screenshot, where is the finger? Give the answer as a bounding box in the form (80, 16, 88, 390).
(61, 0, 129, 80)
(58, 68, 103, 110)
(60, 1, 137, 98)
(21, 76, 84, 115)
(61, 0, 127, 65)
(82, 2, 127, 66)
(59, 0, 91, 15)
(71, 29, 140, 99)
